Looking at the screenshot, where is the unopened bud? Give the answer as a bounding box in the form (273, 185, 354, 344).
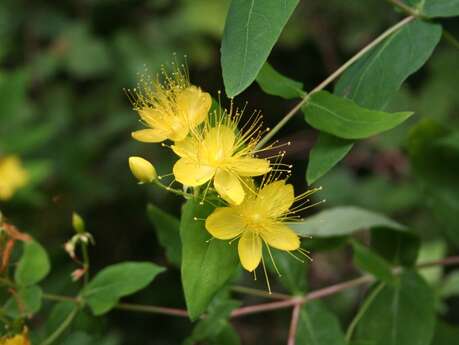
(72, 212, 85, 234)
(129, 156, 157, 183)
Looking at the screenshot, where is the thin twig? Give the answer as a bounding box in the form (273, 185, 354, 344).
(256, 15, 415, 149)
(41, 256, 459, 319)
(387, 0, 422, 17)
(287, 302, 302, 345)
(39, 307, 79, 345)
(442, 30, 459, 50)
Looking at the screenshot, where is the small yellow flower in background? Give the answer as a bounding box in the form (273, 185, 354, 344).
(172, 108, 271, 205)
(128, 64, 212, 143)
(0, 329, 30, 345)
(205, 179, 321, 272)
(0, 156, 29, 201)
(129, 156, 157, 183)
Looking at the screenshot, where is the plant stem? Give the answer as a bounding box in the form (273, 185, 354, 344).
(231, 285, 291, 300)
(287, 302, 302, 345)
(39, 307, 79, 345)
(153, 180, 193, 198)
(345, 282, 385, 343)
(442, 30, 459, 50)
(387, 0, 422, 17)
(41, 256, 459, 319)
(256, 15, 414, 149)
(116, 302, 190, 318)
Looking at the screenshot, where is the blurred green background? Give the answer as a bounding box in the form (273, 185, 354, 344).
(1, 0, 458, 344)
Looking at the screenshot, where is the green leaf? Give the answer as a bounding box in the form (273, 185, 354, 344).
(82, 262, 165, 315)
(355, 271, 435, 345)
(291, 206, 405, 237)
(15, 240, 51, 286)
(306, 133, 353, 184)
(180, 200, 239, 320)
(147, 204, 181, 267)
(431, 321, 459, 345)
(405, 0, 459, 18)
(209, 323, 241, 345)
(351, 240, 394, 284)
(185, 297, 240, 344)
(221, 0, 300, 97)
(296, 301, 346, 345)
(439, 271, 459, 298)
(303, 91, 413, 140)
(370, 228, 420, 267)
(256, 63, 305, 99)
(435, 131, 459, 152)
(4, 285, 43, 318)
(407, 119, 459, 246)
(335, 20, 442, 110)
(268, 249, 307, 294)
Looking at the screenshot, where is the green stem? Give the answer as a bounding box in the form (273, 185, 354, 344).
(153, 180, 193, 198)
(345, 282, 385, 343)
(387, 0, 423, 17)
(256, 15, 415, 149)
(442, 30, 459, 50)
(231, 285, 291, 300)
(39, 307, 79, 345)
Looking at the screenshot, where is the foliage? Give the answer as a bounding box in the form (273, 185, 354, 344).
(1, 0, 459, 344)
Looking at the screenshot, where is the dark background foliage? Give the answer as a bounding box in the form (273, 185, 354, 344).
(1, 0, 458, 344)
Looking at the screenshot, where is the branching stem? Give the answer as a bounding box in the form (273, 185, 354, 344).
(256, 15, 414, 149)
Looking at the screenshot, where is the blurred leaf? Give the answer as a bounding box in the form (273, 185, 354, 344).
(267, 249, 307, 294)
(44, 301, 77, 338)
(180, 200, 238, 320)
(184, 297, 240, 345)
(83, 262, 165, 315)
(4, 285, 43, 318)
(355, 271, 435, 345)
(303, 91, 414, 139)
(15, 240, 51, 286)
(335, 20, 442, 110)
(351, 240, 394, 284)
(147, 203, 181, 267)
(370, 228, 420, 267)
(436, 131, 459, 152)
(221, 0, 299, 97)
(407, 119, 459, 246)
(405, 0, 459, 17)
(416, 240, 446, 284)
(306, 133, 353, 184)
(209, 322, 241, 345)
(431, 321, 459, 345)
(296, 301, 346, 345)
(61, 23, 111, 78)
(439, 271, 459, 298)
(256, 63, 304, 99)
(291, 206, 405, 237)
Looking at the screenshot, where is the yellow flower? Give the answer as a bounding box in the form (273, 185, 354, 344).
(171, 109, 271, 205)
(1, 329, 30, 345)
(0, 156, 29, 201)
(205, 180, 319, 272)
(128, 156, 157, 183)
(129, 65, 211, 143)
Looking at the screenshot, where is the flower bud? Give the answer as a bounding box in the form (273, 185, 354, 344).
(72, 212, 85, 234)
(129, 156, 157, 183)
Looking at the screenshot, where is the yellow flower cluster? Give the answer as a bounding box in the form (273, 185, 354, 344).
(128, 63, 319, 273)
(0, 329, 30, 345)
(0, 156, 29, 201)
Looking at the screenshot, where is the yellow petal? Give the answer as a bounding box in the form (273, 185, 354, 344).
(238, 231, 262, 272)
(202, 126, 235, 162)
(171, 136, 199, 160)
(176, 86, 211, 127)
(167, 118, 189, 142)
(137, 108, 167, 130)
(257, 181, 294, 217)
(132, 129, 169, 143)
(261, 223, 300, 251)
(173, 158, 214, 186)
(205, 207, 244, 240)
(214, 169, 245, 205)
(230, 157, 270, 177)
